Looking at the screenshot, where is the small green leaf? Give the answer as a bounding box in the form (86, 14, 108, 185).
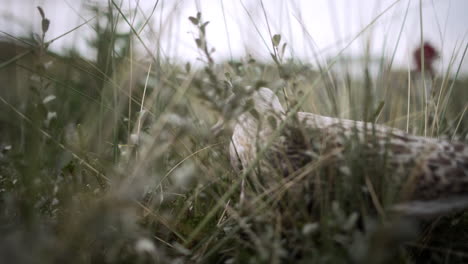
(254, 80, 268, 89)
(200, 21, 209, 34)
(267, 116, 277, 129)
(42, 18, 50, 33)
(281, 43, 287, 56)
(195, 38, 202, 48)
(270, 53, 279, 64)
(189, 16, 198, 25)
(272, 34, 281, 47)
(201, 21, 210, 29)
(245, 99, 254, 109)
(372, 100, 385, 122)
(249, 109, 260, 120)
(37, 6, 45, 19)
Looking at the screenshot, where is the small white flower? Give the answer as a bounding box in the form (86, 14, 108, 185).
(51, 198, 59, 206)
(339, 166, 351, 176)
(130, 134, 139, 145)
(172, 162, 195, 189)
(30, 74, 41, 82)
(47, 112, 57, 120)
(44, 60, 54, 69)
(173, 242, 191, 255)
(45, 112, 57, 127)
(43, 95, 56, 104)
(135, 238, 156, 254)
(166, 113, 186, 126)
(302, 222, 319, 235)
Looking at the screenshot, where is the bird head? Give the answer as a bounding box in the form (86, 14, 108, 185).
(211, 87, 284, 136)
(249, 87, 285, 117)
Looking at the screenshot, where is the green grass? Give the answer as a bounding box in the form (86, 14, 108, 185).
(0, 3, 468, 264)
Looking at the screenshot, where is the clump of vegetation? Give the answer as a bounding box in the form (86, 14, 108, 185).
(0, 3, 467, 264)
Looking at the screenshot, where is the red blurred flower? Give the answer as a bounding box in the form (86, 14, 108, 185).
(413, 42, 439, 76)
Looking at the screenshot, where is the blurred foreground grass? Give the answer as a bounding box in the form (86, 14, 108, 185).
(0, 4, 468, 264)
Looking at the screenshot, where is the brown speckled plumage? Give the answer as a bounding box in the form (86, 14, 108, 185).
(230, 88, 468, 215)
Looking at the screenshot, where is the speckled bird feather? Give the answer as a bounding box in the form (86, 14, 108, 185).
(230, 88, 468, 216)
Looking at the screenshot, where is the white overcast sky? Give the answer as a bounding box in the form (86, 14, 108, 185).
(1, 0, 467, 75)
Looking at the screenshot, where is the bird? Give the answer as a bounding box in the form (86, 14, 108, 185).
(229, 87, 468, 216)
